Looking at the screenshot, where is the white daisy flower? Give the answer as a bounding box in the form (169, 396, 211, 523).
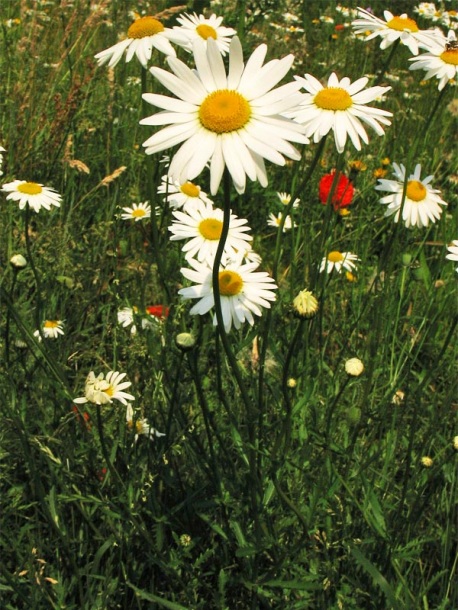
(141, 36, 308, 195)
(94, 15, 183, 68)
(267, 212, 295, 232)
(126, 404, 165, 442)
(409, 31, 458, 91)
(158, 175, 212, 211)
(1, 180, 62, 213)
(320, 251, 360, 274)
(173, 12, 236, 55)
(120, 201, 151, 221)
(117, 306, 163, 334)
(0, 145, 5, 176)
(445, 239, 458, 273)
(33, 320, 65, 341)
(375, 163, 447, 228)
(168, 200, 252, 263)
(289, 72, 392, 154)
(351, 7, 438, 55)
(74, 370, 135, 406)
(277, 191, 300, 208)
(179, 255, 278, 333)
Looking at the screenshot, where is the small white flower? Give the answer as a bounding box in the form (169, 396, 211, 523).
(1, 180, 61, 213)
(179, 255, 278, 333)
(320, 251, 359, 274)
(158, 175, 212, 211)
(169, 200, 252, 263)
(351, 7, 438, 55)
(33, 320, 65, 341)
(409, 30, 458, 91)
(126, 403, 165, 442)
(10, 254, 27, 269)
(74, 371, 135, 406)
(277, 191, 300, 207)
(267, 212, 295, 232)
(94, 15, 184, 68)
(0, 145, 5, 176)
(375, 163, 447, 228)
(172, 12, 236, 55)
(445, 239, 458, 273)
(120, 201, 151, 221)
(289, 72, 392, 154)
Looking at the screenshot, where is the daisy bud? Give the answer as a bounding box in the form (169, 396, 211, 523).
(287, 378, 297, 388)
(175, 332, 196, 352)
(420, 456, 433, 468)
(453, 436, 458, 451)
(345, 358, 364, 377)
(293, 289, 319, 318)
(10, 254, 27, 269)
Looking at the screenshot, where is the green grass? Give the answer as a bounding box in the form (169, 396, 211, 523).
(0, 0, 457, 608)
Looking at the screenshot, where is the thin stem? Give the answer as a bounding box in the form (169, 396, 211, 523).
(24, 204, 45, 341)
(375, 38, 400, 86)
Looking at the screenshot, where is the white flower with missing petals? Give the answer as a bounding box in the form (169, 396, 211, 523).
(126, 404, 165, 442)
(141, 36, 308, 194)
(74, 371, 135, 406)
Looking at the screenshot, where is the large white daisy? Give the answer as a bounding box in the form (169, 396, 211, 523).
(158, 175, 213, 211)
(351, 7, 437, 55)
(168, 200, 252, 263)
(320, 251, 359, 274)
(179, 255, 278, 332)
(375, 163, 447, 228)
(173, 12, 236, 55)
(140, 36, 308, 194)
(289, 73, 392, 154)
(409, 31, 458, 91)
(1, 180, 62, 213)
(94, 16, 184, 68)
(74, 370, 135, 406)
(445, 239, 458, 273)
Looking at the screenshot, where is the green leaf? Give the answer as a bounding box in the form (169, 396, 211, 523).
(350, 546, 399, 610)
(127, 583, 189, 609)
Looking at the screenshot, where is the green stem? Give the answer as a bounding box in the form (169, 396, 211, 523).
(24, 204, 45, 341)
(375, 38, 400, 86)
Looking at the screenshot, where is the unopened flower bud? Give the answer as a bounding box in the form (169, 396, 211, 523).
(421, 456, 433, 468)
(175, 332, 196, 352)
(345, 357, 364, 377)
(287, 378, 297, 388)
(10, 254, 27, 269)
(293, 289, 318, 318)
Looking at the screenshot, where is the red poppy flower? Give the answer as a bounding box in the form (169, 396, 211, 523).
(146, 305, 170, 319)
(71, 405, 91, 431)
(319, 171, 354, 209)
(335, 24, 345, 31)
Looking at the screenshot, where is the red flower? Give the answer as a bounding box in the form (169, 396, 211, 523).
(335, 24, 345, 31)
(319, 172, 354, 209)
(146, 305, 170, 319)
(71, 405, 91, 431)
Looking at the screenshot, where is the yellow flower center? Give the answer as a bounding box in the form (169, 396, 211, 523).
(328, 251, 344, 263)
(127, 16, 164, 39)
(180, 182, 200, 197)
(386, 16, 419, 32)
(44, 320, 59, 328)
(314, 87, 353, 111)
(440, 49, 458, 66)
(104, 385, 114, 397)
(196, 24, 217, 40)
(406, 180, 426, 202)
(198, 218, 223, 240)
(218, 270, 243, 296)
(135, 421, 144, 434)
(199, 90, 251, 133)
(17, 182, 42, 195)
(132, 208, 146, 218)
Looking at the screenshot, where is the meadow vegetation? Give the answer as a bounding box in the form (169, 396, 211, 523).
(0, 0, 457, 608)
